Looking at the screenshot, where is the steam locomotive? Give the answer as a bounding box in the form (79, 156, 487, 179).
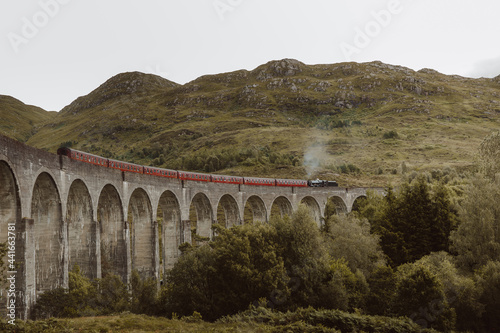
(57, 147, 337, 188)
(307, 179, 338, 187)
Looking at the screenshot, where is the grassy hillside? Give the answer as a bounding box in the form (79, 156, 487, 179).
(4, 59, 500, 186)
(0, 95, 55, 142)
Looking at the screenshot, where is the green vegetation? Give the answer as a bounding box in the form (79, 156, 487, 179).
(0, 95, 55, 142)
(356, 176, 458, 267)
(2, 59, 499, 186)
(382, 130, 399, 139)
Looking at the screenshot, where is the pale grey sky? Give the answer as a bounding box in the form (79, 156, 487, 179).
(1, 0, 499, 111)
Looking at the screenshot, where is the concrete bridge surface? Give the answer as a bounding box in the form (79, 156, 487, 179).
(0, 134, 382, 318)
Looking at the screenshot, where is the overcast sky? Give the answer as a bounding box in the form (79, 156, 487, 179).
(1, 0, 500, 111)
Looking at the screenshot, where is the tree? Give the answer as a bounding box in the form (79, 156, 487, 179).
(210, 223, 289, 317)
(162, 245, 217, 319)
(323, 214, 386, 276)
(372, 176, 457, 266)
(271, 205, 332, 310)
(451, 176, 500, 271)
(476, 261, 500, 332)
(163, 222, 289, 321)
(393, 263, 456, 332)
(366, 265, 396, 316)
(325, 258, 369, 311)
(416, 252, 483, 332)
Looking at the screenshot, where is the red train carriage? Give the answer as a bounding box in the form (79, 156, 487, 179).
(211, 174, 244, 185)
(243, 177, 276, 186)
(276, 178, 308, 187)
(144, 166, 178, 179)
(178, 171, 211, 182)
(108, 159, 143, 174)
(57, 147, 108, 167)
(58, 148, 330, 188)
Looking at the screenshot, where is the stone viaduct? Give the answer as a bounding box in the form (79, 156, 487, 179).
(0, 134, 381, 318)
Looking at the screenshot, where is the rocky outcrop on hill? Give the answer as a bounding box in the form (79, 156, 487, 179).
(60, 72, 179, 115)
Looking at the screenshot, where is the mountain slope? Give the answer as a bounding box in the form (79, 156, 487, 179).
(0, 95, 55, 142)
(17, 59, 500, 185)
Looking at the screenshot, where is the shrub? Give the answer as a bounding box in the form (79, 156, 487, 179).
(220, 306, 437, 333)
(337, 163, 360, 174)
(32, 267, 131, 319)
(131, 270, 159, 315)
(383, 130, 399, 139)
(97, 273, 130, 315)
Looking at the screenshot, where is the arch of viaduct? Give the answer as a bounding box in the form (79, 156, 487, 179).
(0, 134, 381, 318)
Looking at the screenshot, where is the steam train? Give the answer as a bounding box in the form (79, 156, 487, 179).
(57, 147, 337, 187)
